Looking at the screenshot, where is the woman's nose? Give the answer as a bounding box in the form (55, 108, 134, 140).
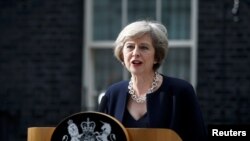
(132, 47, 140, 56)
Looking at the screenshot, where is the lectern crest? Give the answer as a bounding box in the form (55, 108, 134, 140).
(62, 118, 115, 141)
(51, 112, 128, 141)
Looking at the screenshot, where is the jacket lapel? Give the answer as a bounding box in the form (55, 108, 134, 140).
(147, 91, 174, 128)
(114, 85, 129, 123)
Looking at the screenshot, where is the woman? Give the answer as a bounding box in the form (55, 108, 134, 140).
(98, 20, 207, 141)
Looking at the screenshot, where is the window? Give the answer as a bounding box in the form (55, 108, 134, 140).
(84, 0, 198, 110)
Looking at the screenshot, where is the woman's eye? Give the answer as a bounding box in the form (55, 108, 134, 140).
(126, 45, 134, 49)
(140, 46, 148, 50)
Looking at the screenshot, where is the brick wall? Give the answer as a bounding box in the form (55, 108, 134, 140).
(0, 1, 83, 141)
(197, 0, 250, 125)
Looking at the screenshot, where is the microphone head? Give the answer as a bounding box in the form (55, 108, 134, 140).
(98, 94, 107, 112)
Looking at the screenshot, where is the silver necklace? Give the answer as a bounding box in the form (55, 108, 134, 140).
(128, 72, 160, 103)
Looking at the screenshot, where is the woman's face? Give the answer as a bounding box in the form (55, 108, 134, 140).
(122, 34, 155, 75)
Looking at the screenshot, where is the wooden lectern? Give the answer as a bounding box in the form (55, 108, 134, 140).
(27, 127, 182, 141)
(28, 112, 182, 141)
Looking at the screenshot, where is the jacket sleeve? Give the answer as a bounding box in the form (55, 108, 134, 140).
(173, 81, 208, 141)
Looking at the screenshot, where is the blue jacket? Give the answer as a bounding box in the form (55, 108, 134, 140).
(98, 75, 207, 141)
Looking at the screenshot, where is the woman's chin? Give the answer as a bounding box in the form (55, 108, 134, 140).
(129, 70, 144, 75)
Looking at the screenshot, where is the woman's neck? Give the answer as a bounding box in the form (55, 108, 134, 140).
(131, 71, 155, 96)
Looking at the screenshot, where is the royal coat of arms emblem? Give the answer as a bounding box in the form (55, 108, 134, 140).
(51, 112, 129, 141)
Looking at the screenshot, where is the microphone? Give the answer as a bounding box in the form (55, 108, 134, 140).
(98, 94, 108, 112)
